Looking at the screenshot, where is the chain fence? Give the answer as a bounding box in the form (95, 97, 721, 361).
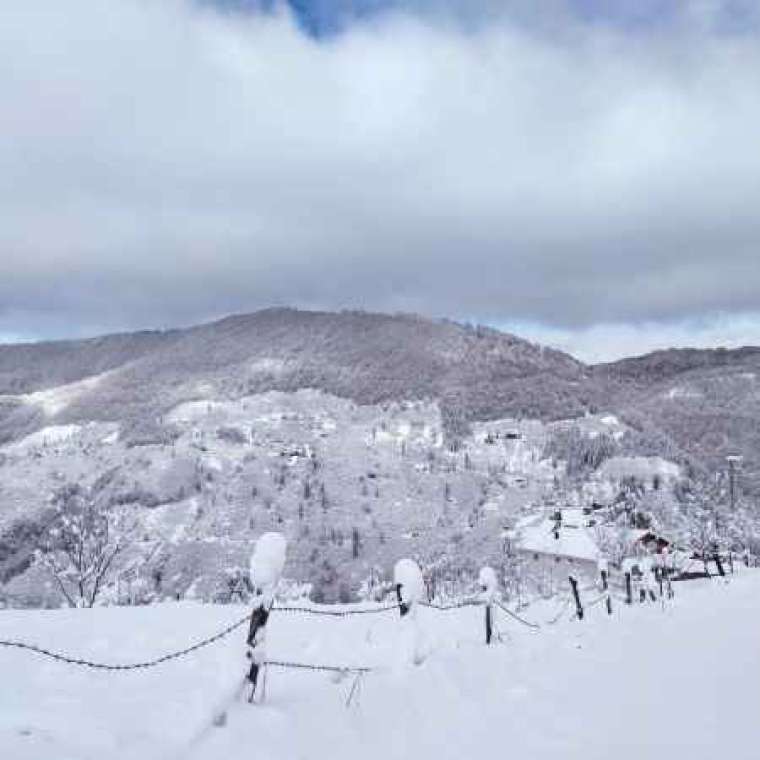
(0, 580, 654, 678)
(273, 603, 400, 616)
(264, 659, 373, 674)
(420, 598, 482, 611)
(0, 613, 250, 671)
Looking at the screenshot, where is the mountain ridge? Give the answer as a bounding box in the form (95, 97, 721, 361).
(0, 308, 594, 442)
(2, 308, 759, 488)
(4, 307, 758, 377)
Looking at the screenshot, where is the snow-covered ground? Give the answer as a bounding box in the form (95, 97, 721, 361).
(2, 572, 758, 760)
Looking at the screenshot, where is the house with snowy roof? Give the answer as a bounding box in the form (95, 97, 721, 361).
(512, 509, 602, 594)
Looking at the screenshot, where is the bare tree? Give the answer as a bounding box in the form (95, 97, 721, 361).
(36, 484, 134, 608)
(593, 523, 631, 568)
(675, 476, 724, 569)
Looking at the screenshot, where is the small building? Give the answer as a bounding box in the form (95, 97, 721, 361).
(600, 527, 672, 558)
(513, 509, 601, 595)
(633, 530, 671, 554)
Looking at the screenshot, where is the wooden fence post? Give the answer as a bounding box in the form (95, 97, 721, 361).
(568, 576, 584, 620)
(479, 566, 497, 645)
(246, 601, 270, 701)
(602, 570, 612, 615)
(246, 532, 287, 703)
(395, 582, 409, 617)
(661, 548, 674, 599)
(598, 558, 612, 615)
(394, 559, 425, 665)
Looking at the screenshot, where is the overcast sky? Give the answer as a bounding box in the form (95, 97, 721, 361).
(2, 0, 760, 362)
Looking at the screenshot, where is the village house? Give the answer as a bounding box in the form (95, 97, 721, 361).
(511, 508, 602, 595)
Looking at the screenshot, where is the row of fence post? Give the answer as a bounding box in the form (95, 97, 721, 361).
(564, 561, 678, 625)
(243, 533, 682, 708)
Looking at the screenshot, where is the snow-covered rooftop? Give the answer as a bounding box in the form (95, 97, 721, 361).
(517, 518, 601, 562)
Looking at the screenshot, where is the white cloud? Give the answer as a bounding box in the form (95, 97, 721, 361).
(1, 0, 760, 351)
(510, 313, 760, 363)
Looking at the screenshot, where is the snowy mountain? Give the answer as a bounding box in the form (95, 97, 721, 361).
(0, 309, 757, 605)
(598, 346, 760, 496)
(0, 309, 592, 444)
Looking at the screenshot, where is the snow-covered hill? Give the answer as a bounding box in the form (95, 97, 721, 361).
(1, 571, 758, 760)
(1, 308, 759, 605)
(1, 385, 708, 605)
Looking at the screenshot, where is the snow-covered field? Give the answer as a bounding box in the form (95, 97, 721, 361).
(2, 572, 758, 760)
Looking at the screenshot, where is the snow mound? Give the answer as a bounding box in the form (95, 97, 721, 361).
(393, 559, 424, 606)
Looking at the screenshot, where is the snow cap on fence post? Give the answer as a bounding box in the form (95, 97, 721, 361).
(393, 559, 423, 617)
(245, 532, 287, 705)
(250, 532, 287, 597)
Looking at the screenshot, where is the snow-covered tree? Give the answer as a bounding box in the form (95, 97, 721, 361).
(593, 523, 631, 568)
(543, 427, 618, 478)
(36, 484, 135, 608)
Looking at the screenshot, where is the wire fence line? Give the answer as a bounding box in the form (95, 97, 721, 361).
(0, 583, 629, 676)
(0, 596, 550, 673)
(494, 601, 542, 630)
(0, 602, 398, 673)
(0, 613, 250, 671)
(585, 593, 609, 609)
(264, 659, 373, 674)
(272, 603, 400, 616)
(420, 598, 483, 611)
(278, 596, 542, 628)
(0, 636, 376, 676)
(543, 595, 573, 626)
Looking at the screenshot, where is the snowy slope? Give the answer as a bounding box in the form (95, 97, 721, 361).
(1, 572, 759, 760)
(1, 392, 625, 604)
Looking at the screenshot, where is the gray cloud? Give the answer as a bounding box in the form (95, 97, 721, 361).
(2, 0, 760, 356)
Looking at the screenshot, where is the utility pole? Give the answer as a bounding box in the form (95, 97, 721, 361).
(727, 454, 742, 513)
(726, 455, 742, 574)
